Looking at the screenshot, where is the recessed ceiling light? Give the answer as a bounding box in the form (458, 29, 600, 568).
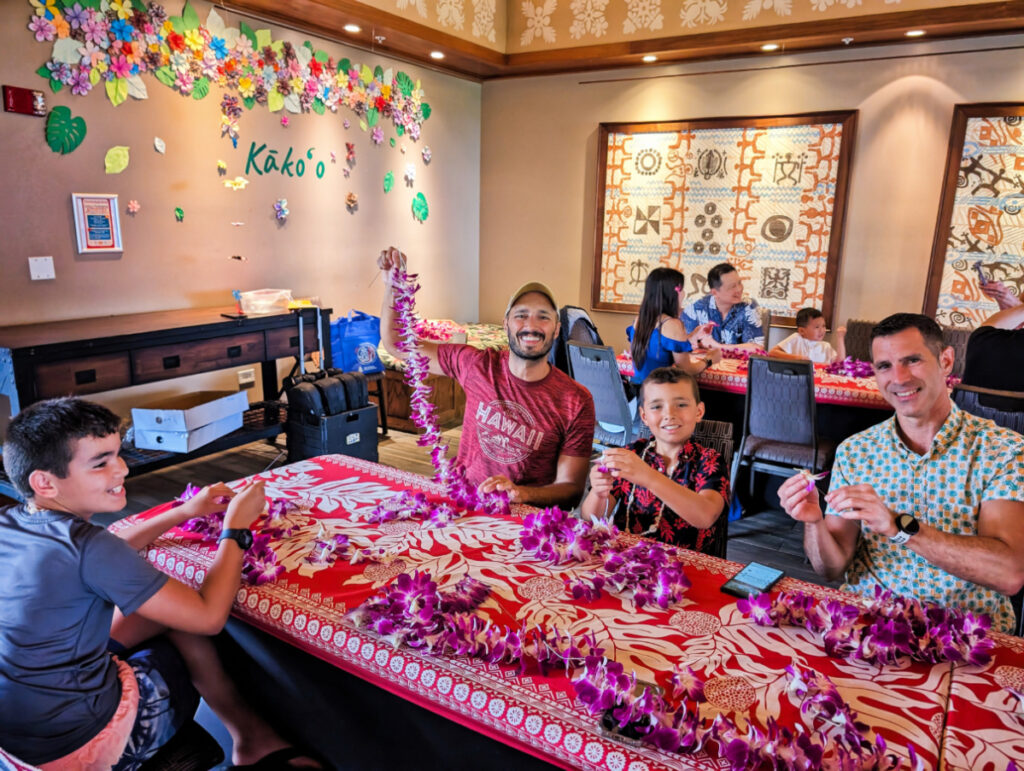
(343, 23, 361, 33)
(905, 29, 925, 37)
(761, 43, 780, 52)
(642, 55, 657, 63)
(430, 51, 445, 60)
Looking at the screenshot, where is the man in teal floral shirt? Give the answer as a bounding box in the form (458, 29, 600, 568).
(779, 313, 1024, 632)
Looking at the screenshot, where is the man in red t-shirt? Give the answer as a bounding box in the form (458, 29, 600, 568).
(378, 247, 596, 508)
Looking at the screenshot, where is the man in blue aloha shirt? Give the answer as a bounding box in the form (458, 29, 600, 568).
(682, 263, 764, 351)
(778, 313, 1024, 633)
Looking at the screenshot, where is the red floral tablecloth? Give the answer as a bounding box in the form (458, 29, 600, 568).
(112, 456, 1023, 769)
(617, 354, 890, 410)
(942, 633, 1024, 770)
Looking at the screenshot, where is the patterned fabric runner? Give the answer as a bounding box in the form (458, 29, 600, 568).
(378, 321, 507, 372)
(110, 456, 1022, 769)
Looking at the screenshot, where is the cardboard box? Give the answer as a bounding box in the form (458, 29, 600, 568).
(132, 391, 249, 453)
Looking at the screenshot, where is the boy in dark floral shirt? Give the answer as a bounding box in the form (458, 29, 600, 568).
(581, 367, 729, 553)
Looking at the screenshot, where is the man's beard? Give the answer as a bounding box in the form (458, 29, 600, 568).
(507, 331, 556, 361)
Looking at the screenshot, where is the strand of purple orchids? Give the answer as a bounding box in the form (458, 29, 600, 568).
(574, 657, 919, 769)
(738, 586, 994, 668)
(824, 357, 876, 378)
(721, 347, 768, 362)
(370, 267, 509, 524)
(347, 570, 601, 675)
(174, 485, 285, 586)
(519, 507, 692, 610)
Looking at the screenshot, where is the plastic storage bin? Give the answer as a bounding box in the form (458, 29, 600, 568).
(239, 289, 292, 315)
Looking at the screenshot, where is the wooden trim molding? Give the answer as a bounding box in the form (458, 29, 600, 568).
(219, 1, 1024, 80)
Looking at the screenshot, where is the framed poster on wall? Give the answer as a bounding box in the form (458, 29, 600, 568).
(923, 103, 1024, 329)
(72, 193, 123, 254)
(592, 112, 857, 324)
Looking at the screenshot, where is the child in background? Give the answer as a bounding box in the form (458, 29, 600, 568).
(769, 307, 846, 364)
(0, 397, 322, 770)
(581, 367, 728, 553)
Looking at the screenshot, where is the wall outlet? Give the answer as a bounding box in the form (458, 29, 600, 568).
(28, 256, 55, 280)
(237, 368, 256, 389)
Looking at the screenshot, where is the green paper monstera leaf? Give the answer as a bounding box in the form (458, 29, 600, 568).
(396, 71, 414, 97)
(192, 77, 210, 100)
(383, 171, 394, 193)
(411, 192, 429, 222)
(45, 106, 87, 154)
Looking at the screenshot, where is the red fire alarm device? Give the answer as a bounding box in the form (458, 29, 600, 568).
(3, 85, 46, 117)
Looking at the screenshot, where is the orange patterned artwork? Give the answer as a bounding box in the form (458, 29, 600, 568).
(926, 105, 1024, 329)
(593, 114, 857, 322)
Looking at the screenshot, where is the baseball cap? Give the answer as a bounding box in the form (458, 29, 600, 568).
(505, 281, 558, 317)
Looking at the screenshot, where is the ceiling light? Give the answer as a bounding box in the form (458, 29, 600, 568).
(642, 55, 657, 63)
(343, 23, 361, 33)
(430, 51, 445, 59)
(905, 29, 925, 37)
(761, 43, 780, 52)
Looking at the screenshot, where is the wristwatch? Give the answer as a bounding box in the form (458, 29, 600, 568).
(218, 528, 254, 551)
(888, 514, 920, 545)
(701, 357, 713, 372)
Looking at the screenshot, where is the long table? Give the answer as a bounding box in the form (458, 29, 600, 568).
(111, 455, 1024, 769)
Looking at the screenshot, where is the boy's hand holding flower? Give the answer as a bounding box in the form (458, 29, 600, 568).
(588, 461, 615, 500)
(176, 482, 234, 521)
(600, 448, 659, 488)
(224, 480, 266, 530)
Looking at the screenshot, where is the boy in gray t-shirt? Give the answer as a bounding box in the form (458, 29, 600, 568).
(0, 398, 320, 769)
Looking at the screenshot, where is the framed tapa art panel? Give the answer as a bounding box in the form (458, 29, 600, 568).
(923, 103, 1024, 329)
(592, 112, 857, 324)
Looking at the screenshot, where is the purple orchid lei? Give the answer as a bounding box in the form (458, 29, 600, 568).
(574, 657, 916, 769)
(738, 586, 994, 668)
(518, 506, 618, 565)
(373, 268, 509, 527)
(721, 347, 768, 362)
(568, 540, 692, 610)
(172, 484, 284, 586)
(825, 356, 876, 379)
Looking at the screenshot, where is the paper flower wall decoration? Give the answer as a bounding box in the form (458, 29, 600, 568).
(371, 126, 384, 145)
(127, 199, 140, 214)
(346, 143, 356, 163)
(154, 137, 166, 154)
(280, 115, 289, 128)
(224, 176, 249, 190)
(174, 207, 184, 222)
(330, 151, 336, 163)
(345, 193, 358, 210)
(411, 193, 429, 222)
(422, 146, 432, 164)
(45, 106, 86, 154)
(217, 160, 227, 175)
(274, 199, 289, 221)
(404, 164, 416, 185)
(104, 145, 130, 174)
(343, 119, 351, 129)
(383, 171, 394, 194)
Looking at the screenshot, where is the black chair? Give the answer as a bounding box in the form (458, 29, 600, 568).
(730, 357, 835, 502)
(691, 419, 735, 559)
(941, 326, 971, 379)
(844, 319, 875, 362)
(567, 342, 648, 449)
(551, 306, 603, 376)
(952, 384, 1024, 434)
(139, 719, 225, 771)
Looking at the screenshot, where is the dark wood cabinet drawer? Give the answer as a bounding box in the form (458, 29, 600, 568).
(34, 353, 132, 399)
(265, 325, 318, 360)
(133, 332, 265, 383)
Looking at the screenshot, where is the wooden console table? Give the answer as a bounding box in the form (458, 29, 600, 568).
(0, 306, 331, 496)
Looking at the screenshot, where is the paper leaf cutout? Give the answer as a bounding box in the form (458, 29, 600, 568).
(267, 90, 284, 112)
(396, 72, 414, 97)
(104, 145, 130, 174)
(358, 119, 367, 132)
(126, 74, 148, 100)
(374, 65, 384, 81)
(105, 77, 128, 107)
(51, 37, 80, 65)
(169, 15, 185, 34)
(243, 96, 255, 110)
(383, 171, 394, 193)
(411, 192, 429, 222)
(239, 21, 257, 50)
(35, 64, 49, 81)
(182, 1, 200, 31)
(192, 76, 210, 100)
(283, 93, 301, 113)
(421, 103, 432, 120)
(383, 68, 393, 84)
(359, 64, 373, 84)
(49, 77, 63, 94)
(311, 99, 326, 115)
(314, 49, 328, 64)
(255, 28, 272, 49)
(45, 106, 86, 154)
(296, 44, 312, 68)
(396, 124, 404, 136)
(206, 6, 226, 36)
(89, 67, 101, 86)
(366, 108, 379, 128)
(152, 66, 174, 88)
(174, 207, 184, 222)
(338, 58, 351, 74)
(154, 136, 166, 153)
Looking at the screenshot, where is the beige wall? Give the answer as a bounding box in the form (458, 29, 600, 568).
(479, 35, 1024, 353)
(0, 0, 480, 419)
